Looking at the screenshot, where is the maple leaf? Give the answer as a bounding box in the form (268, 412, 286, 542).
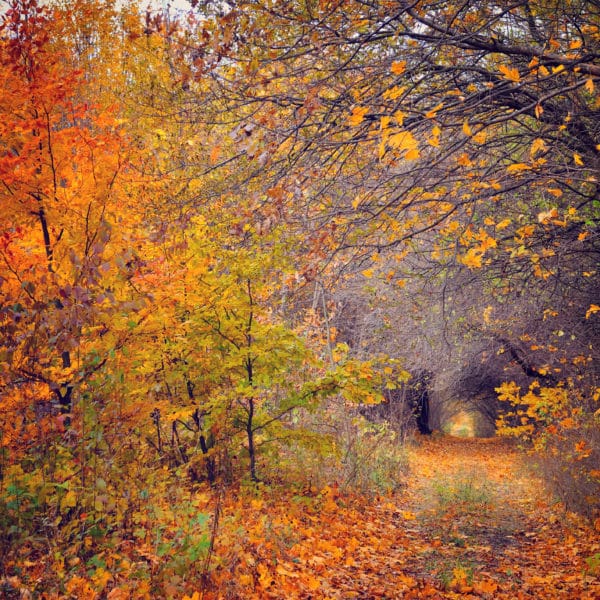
(473, 129, 487, 144)
(391, 60, 406, 75)
(257, 563, 273, 589)
(302, 573, 321, 591)
(209, 145, 221, 164)
(483, 305, 493, 324)
(473, 579, 499, 594)
(535, 103, 544, 118)
(499, 64, 520, 82)
(348, 106, 369, 126)
(382, 85, 406, 100)
(394, 110, 406, 126)
(507, 162, 532, 173)
(460, 248, 483, 269)
(388, 130, 419, 160)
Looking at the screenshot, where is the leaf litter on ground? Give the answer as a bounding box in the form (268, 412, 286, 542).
(202, 435, 600, 599)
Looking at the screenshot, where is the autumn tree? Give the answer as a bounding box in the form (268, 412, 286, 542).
(0, 0, 141, 432)
(0, 1, 162, 568)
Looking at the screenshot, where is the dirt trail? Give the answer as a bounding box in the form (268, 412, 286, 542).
(202, 433, 600, 598)
(393, 434, 600, 599)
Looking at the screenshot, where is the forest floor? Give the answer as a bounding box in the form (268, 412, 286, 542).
(392, 435, 600, 599)
(208, 434, 600, 599)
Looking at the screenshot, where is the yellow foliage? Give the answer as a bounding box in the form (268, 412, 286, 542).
(507, 162, 532, 173)
(472, 130, 487, 144)
(382, 85, 406, 100)
(535, 103, 544, 118)
(394, 110, 407, 126)
(476, 228, 497, 251)
(537, 207, 558, 223)
(425, 102, 443, 118)
(348, 106, 369, 126)
(457, 153, 474, 167)
(388, 130, 419, 156)
(483, 305, 493, 324)
(530, 138, 547, 157)
(460, 248, 483, 269)
(516, 224, 535, 240)
(499, 64, 520, 82)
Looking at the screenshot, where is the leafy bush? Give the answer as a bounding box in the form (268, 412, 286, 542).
(340, 420, 409, 494)
(497, 381, 600, 519)
(536, 412, 600, 519)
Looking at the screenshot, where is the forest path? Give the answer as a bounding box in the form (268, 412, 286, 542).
(388, 434, 600, 598)
(207, 434, 600, 599)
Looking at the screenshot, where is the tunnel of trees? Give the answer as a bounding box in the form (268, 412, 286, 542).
(0, 0, 599, 595)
